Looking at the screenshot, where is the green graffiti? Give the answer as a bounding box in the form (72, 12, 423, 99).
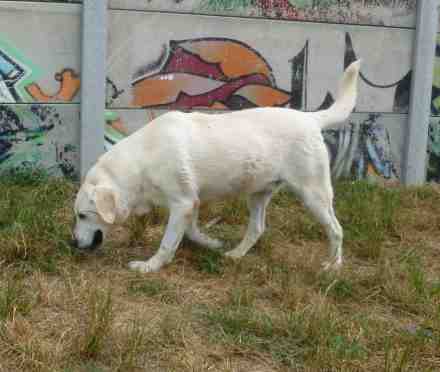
(0, 38, 42, 102)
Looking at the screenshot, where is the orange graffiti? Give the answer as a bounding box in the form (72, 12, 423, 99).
(180, 39, 273, 81)
(26, 68, 80, 102)
(107, 118, 129, 136)
(234, 84, 290, 107)
(133, 72, 226, 107)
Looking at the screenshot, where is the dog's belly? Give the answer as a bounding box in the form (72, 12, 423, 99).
(196, 157, 278, 201)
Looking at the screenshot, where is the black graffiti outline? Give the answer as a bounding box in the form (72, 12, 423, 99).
(344, 32, 406, 89)
(0, 49, 28, 102)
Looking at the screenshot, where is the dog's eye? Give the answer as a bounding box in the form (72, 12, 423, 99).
(78, 213, 86, 220)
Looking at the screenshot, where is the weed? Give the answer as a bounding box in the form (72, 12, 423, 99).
(229, 287, 256, 308)
(0, 167, 50, 187)
(318, 274, 355, 300)
(217, 197, 248, 225)
(204, 306, 275, 344)
(126, 215, 149, 246)
(128, 277, 168, 297)
(0, 175, 76, 268)
(127, 277, 178, 304)
(406, 255, 428, 300)
(329, 334, 367, 359)
(79, 287, 113, 360)
(335, 181, 401, 261)
(193, 248, 225, 275)
(116, 317, 149, 371)
(0, 277, 33, 320)
(384, 338, 415, 372)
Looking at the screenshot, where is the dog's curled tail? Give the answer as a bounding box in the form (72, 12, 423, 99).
(313, 59, 361, 130)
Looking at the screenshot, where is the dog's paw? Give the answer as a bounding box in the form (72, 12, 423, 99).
(128, 260, 161, 273)
(224, 249, 245, 260)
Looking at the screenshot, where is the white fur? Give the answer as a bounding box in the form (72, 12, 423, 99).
(73, 60, 361, 273)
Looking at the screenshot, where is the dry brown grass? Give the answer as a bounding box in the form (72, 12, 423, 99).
(0, 174, 440, 371)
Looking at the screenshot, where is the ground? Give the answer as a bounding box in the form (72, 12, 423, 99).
(0, 172, 439, 371)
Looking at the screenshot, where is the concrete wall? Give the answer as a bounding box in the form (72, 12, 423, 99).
(0, 0, 434, 183)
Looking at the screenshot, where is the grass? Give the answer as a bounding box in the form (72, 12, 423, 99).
(0, 276, 34, 321)
(0, 169, 75, 269)
(0, 173, 439, 370)
(79, 287, 114, 360)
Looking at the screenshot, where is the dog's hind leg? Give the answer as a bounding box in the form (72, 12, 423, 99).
(287, 180, 343, 270)
(225, 190, 273, 259)
(185, 206, 224, 250)
(129, 201, 194, 273)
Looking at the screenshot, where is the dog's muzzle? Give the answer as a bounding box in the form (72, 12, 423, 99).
(70, 230, 103, 251)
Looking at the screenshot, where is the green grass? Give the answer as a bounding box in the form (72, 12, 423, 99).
(0, 276, 34, 321)
(79, 287, 114, 360)
(335, 181, 402, 261)
(127, 276, 179, 304)
(0, 173, 440, 371)
(0, 169, 76, 269)
(193, 248, 225, 275)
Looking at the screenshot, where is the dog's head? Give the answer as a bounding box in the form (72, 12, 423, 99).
(72, 182, 129, 251)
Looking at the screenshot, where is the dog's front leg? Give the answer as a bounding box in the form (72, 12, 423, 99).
(128, 202, 193, 273)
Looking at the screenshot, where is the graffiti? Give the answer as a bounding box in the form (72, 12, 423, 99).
(0, 38, 80, 176)
(428, 118, 440, 182)
(128, 33, 408, 115)
(0, 35, 132, 176)
(0, 104, 77, 177)
(131, 38, 300, 110)
(111, 33, 409, 179)
(0, 40, 40, 102)
(430, 36, 440, 115)
(343, 33, 410, 114)
(324, 114, 398, 181)
(106, 77, 125, 107)
(104, 111, 129, 151)
(104, 28, 411, 180)
(26, 69, 80, 102)
(198, 0, 416, 26)
(423, 36, 440, 183)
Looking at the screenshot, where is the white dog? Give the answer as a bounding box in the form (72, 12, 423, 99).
(72, 60, 361, 273)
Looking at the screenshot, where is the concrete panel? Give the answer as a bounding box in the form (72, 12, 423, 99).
(110, 0, 416, 28)
(0, 2, 81, 104)
(104, 109, 405, 182)
(0, 104, 80, 178)
(107, 11, 413, 113)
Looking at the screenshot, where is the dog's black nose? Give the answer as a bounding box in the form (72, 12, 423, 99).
(90, 230, 103, 250)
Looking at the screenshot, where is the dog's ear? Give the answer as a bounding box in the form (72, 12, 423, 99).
(94, 186, 129, 224)
(94, 186, 117, 224)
